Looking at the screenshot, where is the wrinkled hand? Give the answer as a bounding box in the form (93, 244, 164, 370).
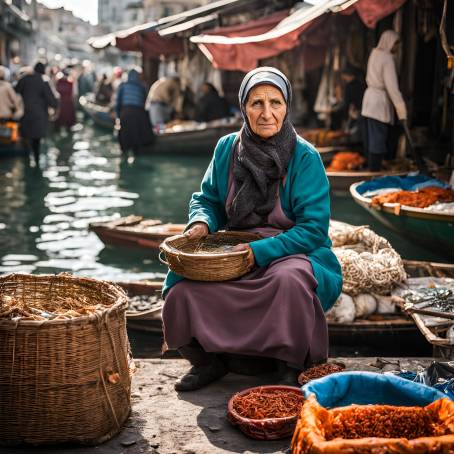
(184, 222, 208, 240)
(232, 243, 255, 269)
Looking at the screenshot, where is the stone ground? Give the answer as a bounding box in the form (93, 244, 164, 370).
(0, 358, 434, 454)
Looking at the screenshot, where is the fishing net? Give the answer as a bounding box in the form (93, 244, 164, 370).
(329, 221, 406, 295)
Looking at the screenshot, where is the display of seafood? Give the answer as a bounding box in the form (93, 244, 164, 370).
(127, 294, 162, 313)
(402, 284, 454, 314)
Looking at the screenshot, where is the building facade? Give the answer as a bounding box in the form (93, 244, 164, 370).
(0, 0, 36, 67)
(35, 4, 96, 63)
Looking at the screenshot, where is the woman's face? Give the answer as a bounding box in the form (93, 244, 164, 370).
(245, 84, 287, 139)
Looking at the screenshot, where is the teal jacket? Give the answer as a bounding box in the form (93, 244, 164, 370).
(162, 133, 342, 311)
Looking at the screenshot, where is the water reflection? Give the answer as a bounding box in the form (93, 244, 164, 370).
(0, 121, 210, 280)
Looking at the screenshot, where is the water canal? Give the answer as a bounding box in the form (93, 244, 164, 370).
(0, 117, 444, 356)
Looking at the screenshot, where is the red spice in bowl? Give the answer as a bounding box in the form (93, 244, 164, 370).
(227, 385, 304, 440)
(298, 362, 345, 385)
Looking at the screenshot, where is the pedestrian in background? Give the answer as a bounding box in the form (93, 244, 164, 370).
(95, 73, 113, 105)
(55, 69, 76, 131)
(15, 62, 59, 164)
(115, 67, 153, 153)
(0, 65, 23, 120)
(194, 82, 230, 123)
(361, 30, 407, 171)
(146, 76, 181, 128)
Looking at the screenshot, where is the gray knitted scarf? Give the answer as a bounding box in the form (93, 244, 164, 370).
(227, 116, 297, 229)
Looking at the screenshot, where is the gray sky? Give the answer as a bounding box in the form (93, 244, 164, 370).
(39, 0, 98, 25)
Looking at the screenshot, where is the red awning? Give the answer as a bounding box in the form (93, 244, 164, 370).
(88, 22, 184, 57)
(190, 0, 357, 72)
(341, 0, 407, 28)
(115, 32, 183, 58)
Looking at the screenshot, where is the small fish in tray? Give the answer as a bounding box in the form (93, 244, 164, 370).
(402, 285, 454, 314)
(127, 295, 162, 313)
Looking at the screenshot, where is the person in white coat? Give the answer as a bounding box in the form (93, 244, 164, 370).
(361, 30, 407, 171)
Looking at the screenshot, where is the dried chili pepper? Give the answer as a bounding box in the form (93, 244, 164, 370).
(298, 363, 345, 385)
(326, 406, 441, 440)
(371, 187, 454, 209)
(232, 389, 304, 419)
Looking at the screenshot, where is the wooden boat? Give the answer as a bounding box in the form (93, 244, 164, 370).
(115, 260, 454, 356)
(89, 216, 185, 250)
(79, 95, 114, 130)
(117, 280, 163, 333)
(391, 261, 454, 359)
(77, 99, 344, 158)
(0, 121, 28, 157)
(350, 181, 454, 259)
(145, 121, 240, 154)
(0, 142, 28, 157)
(327, 169, 408, 192)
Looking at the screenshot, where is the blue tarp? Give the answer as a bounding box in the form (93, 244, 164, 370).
(356, 174, 449, 196)
(398, 362, 454, 400)
(302, 371, 447, 408)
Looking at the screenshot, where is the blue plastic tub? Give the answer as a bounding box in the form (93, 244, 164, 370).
(302, 371, 447, 408)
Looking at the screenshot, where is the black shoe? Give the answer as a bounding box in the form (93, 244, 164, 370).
(275, 360, 300, 386)
(174, 358, 227, 392)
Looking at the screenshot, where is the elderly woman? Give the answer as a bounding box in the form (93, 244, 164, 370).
(162, 67, 342, 391)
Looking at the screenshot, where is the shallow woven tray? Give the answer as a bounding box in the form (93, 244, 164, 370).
(297, 362, 346, 386)
(0, 273, 131, 446)
(227, 385, 304, 440)
(159, 231, 261, 281)
(291, 394, 454, 453)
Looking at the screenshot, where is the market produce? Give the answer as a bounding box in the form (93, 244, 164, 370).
(326, 293, 355, 323)
(298, 363, 345, 385)
(127, 294, 162, 313)
(291, 395, 454, 453)
(326, 151, 365, 172)
(303, 129, 347, 147)
(232, 388, 304, 420)
(401, 285, 454, 313)
(353, 293, 377, 318)
(0, 293, 112, 321)
(371, 186, 454, 209)
(326, 405, 440, 439)
(376, 295, 397, 314)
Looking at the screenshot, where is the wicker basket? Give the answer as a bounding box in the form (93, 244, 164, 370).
(227, 385, 303, 440)
(159, 231, 261, 281)
(0, 273, 132, 446)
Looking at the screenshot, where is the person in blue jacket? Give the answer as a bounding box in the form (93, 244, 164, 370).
(162, 67, 342, 391)
(115, 67, 153, 153)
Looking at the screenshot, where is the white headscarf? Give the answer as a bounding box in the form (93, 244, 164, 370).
(376, 30, 400, 53)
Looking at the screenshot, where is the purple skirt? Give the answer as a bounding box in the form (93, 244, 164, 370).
(162, 255, 328, 368)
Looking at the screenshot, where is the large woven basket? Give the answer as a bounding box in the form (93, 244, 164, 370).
(227, 385, 304, 440)
(0, 273, 132, 446)
(159, 231, 261, 281)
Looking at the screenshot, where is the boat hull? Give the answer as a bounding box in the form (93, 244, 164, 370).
(79, 95, 114, 130)
(350, 183, 454, 259)
(144, 124, 239, 154)
(0, 142, 29, 157)
(328, 316, 429, 355)
(117, 282, 426, 354)
(89, 217, 185, 250)
(328, 170, 407, 192)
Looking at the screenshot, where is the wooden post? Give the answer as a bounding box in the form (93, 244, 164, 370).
(142, 53, 159, 89)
